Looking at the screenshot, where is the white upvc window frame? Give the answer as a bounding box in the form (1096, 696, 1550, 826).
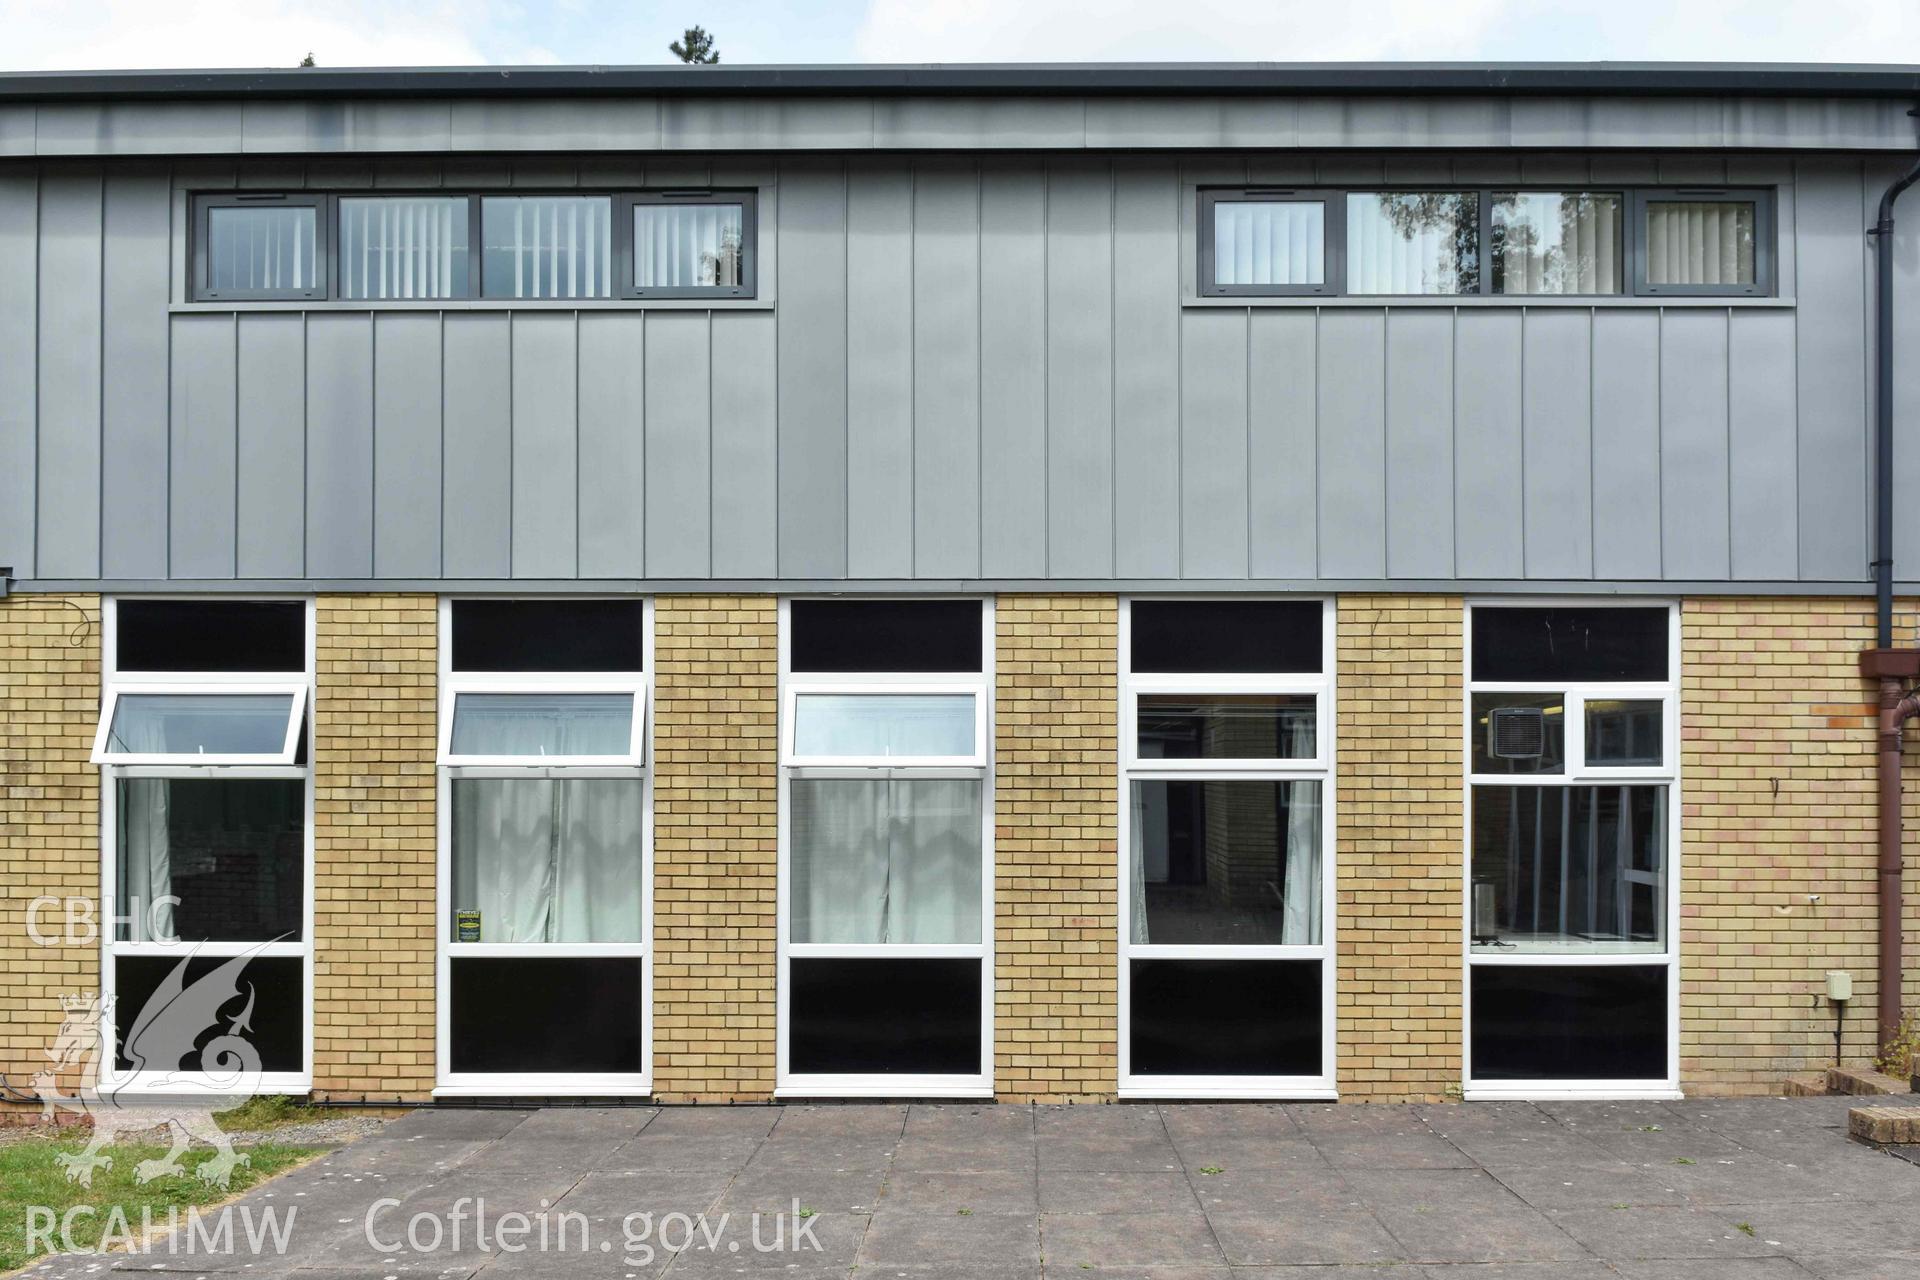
(775, 596, 995, 1099)
(1117, 596, 1338, 1101)
(92, 681, 309, 766)
(433, 596, 654, 1098)
(1462, 597, 1682, 1102)
(96, 596, 316, 1097)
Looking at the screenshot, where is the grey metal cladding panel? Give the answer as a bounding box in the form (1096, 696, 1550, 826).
(1247, 309, 1317, 578)
(1520, 309, 1593, 580)
(35, 170, 102, 579)
(1589, 310, 1663, 579)
(372, 313, 443, 578)
(1452, 310, 1524, 579)
(844, 161, 914, 578)
(36, 101, 243, 154)
(642, 311, 711, 579)
(1085, 98, 1297, 149)
(1895, 160, 1920, 578)
(977, 160, 1047, 579)
(1795, 158, 1869, 580)
(911, 161, 982, 579)
(1384, 309, 1454, 579)
(1045, 159, 1115, 579)
(509, 313, 579, 579)
(576, 312, 647, 578)
(0, 171, 37, 576)
(1510, 96, 1726, 149)
(442, 314, 513, 578)
(708, 310, 778, 578)
(1315, 309, 1387, 579)
(872, 97, 1084, 150)
(100, 168, 171, 581)
(0, 106, 32, 156)
(1180, 308, 1250, 579)
(1727, 309, 1799, 581)
(243, 100, 453, 153)
(1658, 310, 1732, 580)
(448, 98, 659, 152)
(168, 314, 237, 579)
(234, 314, 306, 579)
(662, 97, 874, 151)
(1296, 96, 1510, 149)
(305, 313, 375, 578)
(775, 159, 848, 578)
(1111, 160, 1181, 579)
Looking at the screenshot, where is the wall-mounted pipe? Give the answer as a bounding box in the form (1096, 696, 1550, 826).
(1866, 107, 1920, 1054)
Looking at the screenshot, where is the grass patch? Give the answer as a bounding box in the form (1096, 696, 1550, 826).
(0, 1133, 319, 1272)
(212, 1095, 328, 1132)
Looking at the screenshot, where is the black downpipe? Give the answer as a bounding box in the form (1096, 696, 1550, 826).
(1872, 107, 1920, 648)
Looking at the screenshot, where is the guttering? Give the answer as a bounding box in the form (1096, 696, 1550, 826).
(1864, 105, 1920, 1052)
(2, 60, 1920, 102)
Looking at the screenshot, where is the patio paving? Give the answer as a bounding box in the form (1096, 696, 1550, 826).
(19, 1095, 1920, 1279)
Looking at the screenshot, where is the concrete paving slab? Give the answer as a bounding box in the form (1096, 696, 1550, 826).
(1037, 1168, 1199, 1214)
(880, 1168, 1040, 1214)
(1543, 1204, 1784, 1261)
(1039, 1209, 1224, 1268)
(856, 1208, 1040, 1267)
(1205, 1207, 1409, 1266)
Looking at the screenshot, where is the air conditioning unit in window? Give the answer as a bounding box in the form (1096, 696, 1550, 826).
(1487, 706, 1546, 760)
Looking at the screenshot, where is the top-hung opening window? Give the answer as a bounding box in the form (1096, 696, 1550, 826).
(440, 600, 647, 767)
(785, 600, 987, 768)
(1199, 186, 1773, 299)
(95, 600, 310, 765)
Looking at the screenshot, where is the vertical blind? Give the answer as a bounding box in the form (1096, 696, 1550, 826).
(1646, 200, 1756, 287)
(207, 206, 316, 293)
(1493, 192, 1622, 295)
(339, 197, 469, 300)
(1346, 192, 1479, 295)
(634, 202, 745, 289)
(1211, 201, 1324, 287)
(481, 196, 613, 300)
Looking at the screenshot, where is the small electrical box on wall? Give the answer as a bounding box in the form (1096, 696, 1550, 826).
(1827, 971, 1853, 1003)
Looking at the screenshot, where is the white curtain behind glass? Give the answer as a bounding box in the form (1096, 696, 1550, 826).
(1213, 202, 1324, 286)
(1646, 202, 1756, 286)
(451, 778, 644, 943)
(209, 207, 315, 292)
(1347, 193, 1477, 295)
(117, 777, 173, 943)
(1494, 193, 1621, 295)
(449, 693, 633, 757)
(791, 778, 981, 944)
(340, 198, 468, 300)
(1279, 711, 1321, 945)
(635, 204, 745, 288)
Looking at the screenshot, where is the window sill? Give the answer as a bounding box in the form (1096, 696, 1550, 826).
(1183, 294, 1793, 310)
(170, 298, 774, 314)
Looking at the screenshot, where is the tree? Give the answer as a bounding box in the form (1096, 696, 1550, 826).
(669, 26, 719, 64)
(298, 52, 316, 67)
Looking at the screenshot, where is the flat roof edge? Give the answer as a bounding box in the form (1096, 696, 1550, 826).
(3, 62, 1920, 102)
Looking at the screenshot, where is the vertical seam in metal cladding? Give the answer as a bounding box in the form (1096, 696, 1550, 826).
(1656, 306, 1666, 580)
(230, 311, 240, 578)
(1312, 306, 1322, 578)
(1723, 307, 1734, 578)
(29, 169, 40, 579)
(1172, 161, 1183, 578)
(704, 307, 713, 579)
(95, 173, 105, 576)
(772, 165, 781, 583)
(908, 161, 917, 575)
(1381, 307, 1392, 578)
(1588, 305, 1597, 580)
(842, 159, 850, 579)
(1859, 157, 1874, 576)
(164, 163, 173, 577)
(367, 311, 378, 579)
(1107, 157, 1117, 578)
(506, 311, 515, 577)
(1518, 305, 1529, 579)
(1041, 157, 1051, 577)
(974, 157, 984, 579)
(1452, 306, 1462, 578)
(576, 308, 585, 579)
(1242, 302, 1252, 579)
(1789, 163, 1802, 582)
(437, 311, 446, 577)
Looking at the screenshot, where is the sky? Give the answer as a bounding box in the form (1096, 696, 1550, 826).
(1, 0, 1918, 71)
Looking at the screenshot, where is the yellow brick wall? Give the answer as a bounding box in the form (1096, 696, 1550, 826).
(0, 595, 101, 1104)
(1680, 596, 1920, 1094)
(651, 595, 779, 1101)
(1334, 595, 1465, 1101)
(994, 594, 1119, 1101)
(312, 594, 437, 1100)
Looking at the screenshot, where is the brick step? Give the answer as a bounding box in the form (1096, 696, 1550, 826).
(1828, 1066, 1910, 1096)
(1850, 1104, 1920, 1145)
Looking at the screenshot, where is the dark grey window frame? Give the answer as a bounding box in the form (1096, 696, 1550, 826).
(1629, 187, 1775, 298)
(190, 188, 762, 304)
(1199, 184, 1778, 300)
(619, 190, 759, 300)
(1198, 189, 1339, 298)
(191, 194, 329, 302)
